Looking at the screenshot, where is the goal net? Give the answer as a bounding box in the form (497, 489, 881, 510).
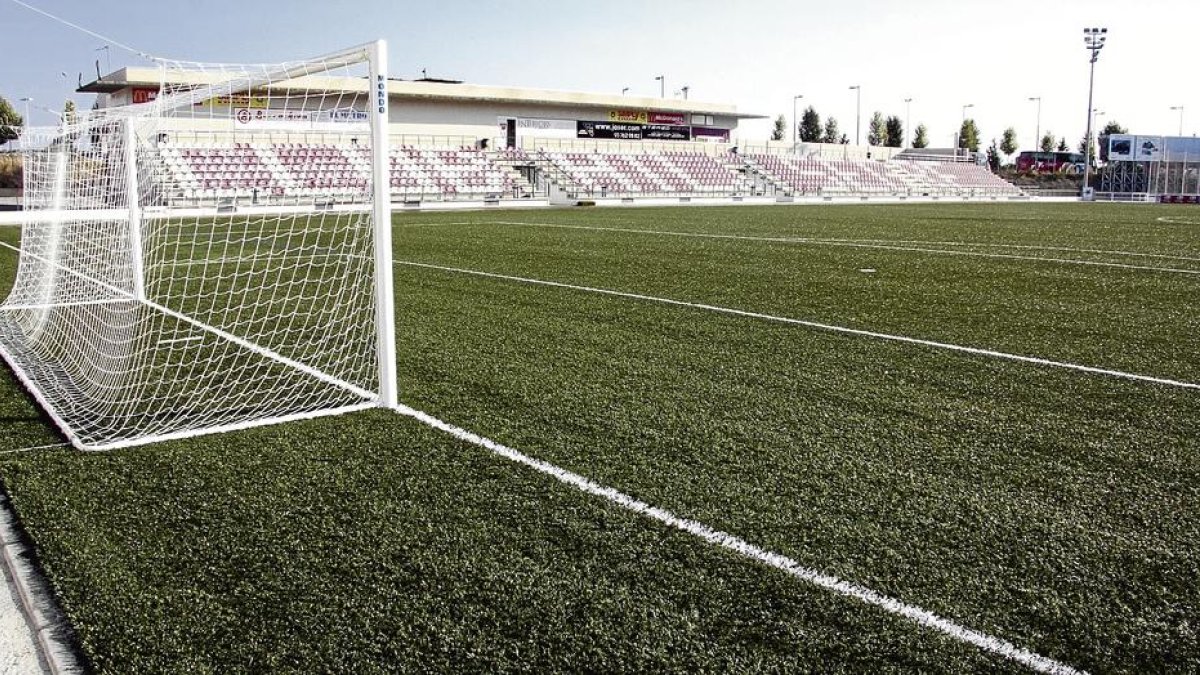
(0, 41, 396, 451)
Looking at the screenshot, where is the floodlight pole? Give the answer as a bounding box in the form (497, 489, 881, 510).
(961, 103, 974, 158)
(1028, 97, 1042, 150)
(793, 94, 803, 147)
(904, 98, 912, 148)
(849, 85, 861, 145)
(1170, 106, 1184, 136)
(1082, 27, 1107, 198)
(655, 75, 664, 98)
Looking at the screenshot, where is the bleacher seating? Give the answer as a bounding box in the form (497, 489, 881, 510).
(538, 150, 751, 196)
(747, 154, 1021, 197)
(155, 141, 532, 204)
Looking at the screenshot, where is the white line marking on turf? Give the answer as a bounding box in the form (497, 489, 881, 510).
(797, 237, 1200, 264)
(155, 336, 204, 346)
(394, 402, 1085, 674)
(398, 260, 1200, 391)
(1156, 216, 1200, 226)
(0, 443, 68, 456)
(486, 221, 1200, 275)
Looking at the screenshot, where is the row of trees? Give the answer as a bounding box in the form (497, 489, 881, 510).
(772, 106, 930, 149)
(773, 105, 1128, 167)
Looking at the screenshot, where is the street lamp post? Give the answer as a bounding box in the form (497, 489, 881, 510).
(1028, 97, 1042, 150)
(655, 76, 664, 98)
(849, 85, 861, 145)
(621, 87, 630, 96)
(18, 97, 33, 129)
(1170, 106, 1185, 135)
(793, 94, 804, 146)
(680, 86, 689, 100)
(1082, 27, 1108, 197)
(904, 98, 912, 148)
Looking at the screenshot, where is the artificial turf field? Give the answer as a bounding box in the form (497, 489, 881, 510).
(1, 201, 1198, 673)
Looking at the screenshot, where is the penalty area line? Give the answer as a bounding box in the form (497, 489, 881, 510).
(394, 402, 1085, 674)
(397, 260, 1200, 391)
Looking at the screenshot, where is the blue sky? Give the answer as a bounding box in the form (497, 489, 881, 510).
(2, 0, 1198, 151)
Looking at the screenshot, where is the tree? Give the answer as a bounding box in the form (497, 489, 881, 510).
(1057, 137, 1069, 152)
(1000, 127, 1019, 158)
(799, 106, 822, 143)
(987, 139, 1001, 171)
(822, 117, 841, 145)
(1040, 132, 1055, 152)
(867, 111, 886, 146)
(0, 96, 22, 144)
(1077, 134, 1096, 165)
(958, 119, 980, 152)
(912, 124, 929, 149)
(1101, 120, 1127, 136)
(884, 116, 903, 148)
(771, 115, 786, 141)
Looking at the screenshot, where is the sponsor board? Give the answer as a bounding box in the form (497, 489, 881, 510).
(649, 112, 686, 125)
(498, 117, 577, 139)
(608, 110, 649, 124)
(233, 108, 368, 130)
(200, 95, 268, 109)
(577, 121, 694, 141)
(131, 88, 159, 104)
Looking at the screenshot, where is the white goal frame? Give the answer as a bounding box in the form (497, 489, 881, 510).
(0, 40, 397, 451)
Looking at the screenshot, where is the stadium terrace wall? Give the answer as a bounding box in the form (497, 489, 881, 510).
(83, 67, 759, 147)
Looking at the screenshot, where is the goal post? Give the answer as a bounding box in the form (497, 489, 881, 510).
(0, 41, 398, 450)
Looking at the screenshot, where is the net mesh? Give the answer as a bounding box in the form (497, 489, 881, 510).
(0, 45, 389, 450)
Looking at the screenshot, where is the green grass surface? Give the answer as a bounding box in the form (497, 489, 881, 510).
(1, 202, 1199, 672)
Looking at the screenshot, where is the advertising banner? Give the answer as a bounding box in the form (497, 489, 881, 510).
(608, 110, 649, 124)
(131, 88, 159, 104)
(578, 121, 643, 140)
(1107, 135, 1134, 161)
(648, 112, 686, 125)
(202, 95, 268, 109)
(234, 108, 368, 131)
(642, 124, 691, 141)
(510, 117, 576, 139)
(1134, 136, 1163, 161)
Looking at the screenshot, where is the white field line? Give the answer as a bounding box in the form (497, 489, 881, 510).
(1156, 216, 1200, 225)
(398, 260, 1200, 391)
(2, 299, 129, 311)
(155, 336, 204, 346)
(0, 444, 68, 456)
(799, 237, 1200, 264)
(395, 402, 1085, 675)
(485, 221, 1200, 276)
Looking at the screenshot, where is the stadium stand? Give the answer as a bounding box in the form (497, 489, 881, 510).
(151, 139, 1021, 204)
